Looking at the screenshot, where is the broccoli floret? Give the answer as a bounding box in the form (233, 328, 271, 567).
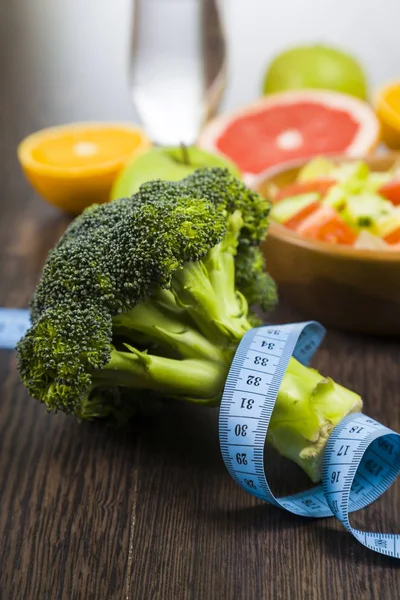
(17, 168, 361, 482)
(18, 169, 275, 415)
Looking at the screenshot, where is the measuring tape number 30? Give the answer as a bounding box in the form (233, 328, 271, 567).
(1, 310, 399, 556)
(219, 321, 400, 558)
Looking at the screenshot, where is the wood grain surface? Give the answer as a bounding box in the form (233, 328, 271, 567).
(0, 2, 399, 599)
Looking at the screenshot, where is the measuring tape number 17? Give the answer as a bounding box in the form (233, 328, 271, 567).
(1, 309, 399, 556)
(219, 321, 400, 558)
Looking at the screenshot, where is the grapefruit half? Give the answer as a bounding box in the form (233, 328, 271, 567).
(198, 90, 380, 186)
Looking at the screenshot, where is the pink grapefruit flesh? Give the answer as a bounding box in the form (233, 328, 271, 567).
(198, 91, 380, 185)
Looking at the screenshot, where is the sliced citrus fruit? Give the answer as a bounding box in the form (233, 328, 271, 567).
(198, 90, 380, 186)
(384, 227, 400, 245)
(283, 201, 320, 230)
(376, 82, 400, 150)
(275, 179, 336, 201)
(17, 122, 151, 214)
(379, 178, 400, 205)
(296, 205, 357, 245)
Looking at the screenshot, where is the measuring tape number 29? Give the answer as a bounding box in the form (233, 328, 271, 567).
(219, 321, 400, 558)
(1, 309, 399, 556)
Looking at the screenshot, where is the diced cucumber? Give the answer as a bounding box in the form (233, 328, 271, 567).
(376, 207, 400, 238)
(364, 172, 392, 192)
(271, 193, 320, 223)
(342, 193, 393, 231)
(322, 185, 347, 210)
(330, 161, 370, 193)
(297, 157, 336, 182)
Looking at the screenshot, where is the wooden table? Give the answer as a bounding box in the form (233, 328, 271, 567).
(1, 2, 399, 598)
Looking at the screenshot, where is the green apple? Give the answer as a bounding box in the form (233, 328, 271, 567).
(110, 145, 241, 200)
(263, 44, 368, 100)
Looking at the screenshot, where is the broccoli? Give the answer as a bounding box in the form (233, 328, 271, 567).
(17, 168, 361, 482)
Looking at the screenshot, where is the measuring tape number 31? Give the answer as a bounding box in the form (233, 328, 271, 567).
(1, 310, 399, 556)
(219, 321, 400, 558)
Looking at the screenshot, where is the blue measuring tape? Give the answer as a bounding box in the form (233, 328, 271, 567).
(1, 309, 399, 556)
(219, 321, 400, 558)
(0, 308, 31, 349)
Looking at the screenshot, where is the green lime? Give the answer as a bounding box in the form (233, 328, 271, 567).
(263, 44, 368, 100)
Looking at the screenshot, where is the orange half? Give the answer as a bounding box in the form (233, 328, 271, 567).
(376, 82, 400, 150)
(18, 122, 151, 214)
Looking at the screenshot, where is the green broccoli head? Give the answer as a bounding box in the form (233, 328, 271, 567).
(18, 168, 276, 416)
(17, 167, 363, 484)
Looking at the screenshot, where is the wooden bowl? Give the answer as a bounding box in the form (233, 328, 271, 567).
(254, 154, 400, 336)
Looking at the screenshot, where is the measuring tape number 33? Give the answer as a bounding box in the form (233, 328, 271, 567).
(219, 321, 400, 558)
(1, 310, 399, 557)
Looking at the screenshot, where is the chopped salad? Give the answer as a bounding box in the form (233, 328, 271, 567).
(268, 157, 400, 250)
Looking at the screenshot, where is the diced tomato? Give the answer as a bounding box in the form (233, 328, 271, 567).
(296, 205, 357, 245)
(379, 180, 400, 205)
(283, 201, 320, 230)
(274, 179, 336, 202)
(383, 226, 400, 244)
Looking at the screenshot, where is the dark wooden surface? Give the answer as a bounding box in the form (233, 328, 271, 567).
(0, 2, 400, 599)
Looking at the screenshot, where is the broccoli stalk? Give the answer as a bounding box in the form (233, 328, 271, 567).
(96, 283, 361, 481)
(268, 358, 361, 480)
(17, 169, 362, 482)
